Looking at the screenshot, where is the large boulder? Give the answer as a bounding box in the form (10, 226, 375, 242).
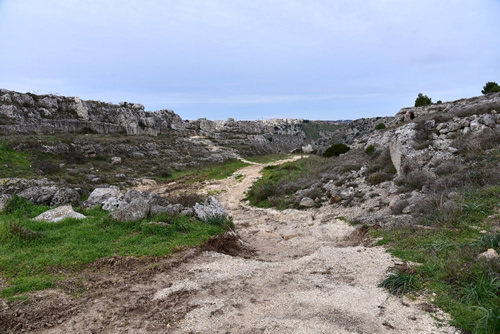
(111, 198, 150, 222)
(19, 186, 59, 205)
(85, 186, 123, 207)
(33, 205, 86, 223)
(123, 190, 169, 207)
(50, 188, 80, 207)
(193, 196, 228, 222)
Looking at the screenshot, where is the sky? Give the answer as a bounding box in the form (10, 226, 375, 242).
(0, 0, 499, 120)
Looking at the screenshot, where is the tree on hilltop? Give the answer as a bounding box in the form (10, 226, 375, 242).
(481, 81, 500, 94)
(414, 93, 432, 107)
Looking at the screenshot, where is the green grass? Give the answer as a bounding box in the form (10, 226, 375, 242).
(164, 159, 250, 183)
(0, 140, 34, 178)
(0, 197, 226, 297)
(244, 154, 290, 164)
(247, 155, 331, 209)
(379, 271, 419, 296)
(372, 186, 500, 333)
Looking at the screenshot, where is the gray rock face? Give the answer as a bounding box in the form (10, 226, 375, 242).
(19, 186, 59, 205)
(193, 196, 228, 222)
(111, 198, 150, 222)
(50, 188, 80, 207)
(33, 205, 86, 222)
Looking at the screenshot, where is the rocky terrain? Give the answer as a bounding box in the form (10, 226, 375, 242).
(0, 90, 499, 333)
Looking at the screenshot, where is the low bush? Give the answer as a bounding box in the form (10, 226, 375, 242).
(365, 145, 375, 155)
(375, 123, 386, 130)
(323, 143, 350, 157)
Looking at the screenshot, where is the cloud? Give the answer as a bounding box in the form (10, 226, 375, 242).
(0, 0, 499, 120)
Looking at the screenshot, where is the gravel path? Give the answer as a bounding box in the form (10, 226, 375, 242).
(29, 157, 454, 333)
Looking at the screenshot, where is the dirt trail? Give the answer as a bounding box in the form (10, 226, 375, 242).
(27, 157, 453, 333)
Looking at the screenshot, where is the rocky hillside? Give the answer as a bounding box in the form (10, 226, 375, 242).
(0, 89, 345, 156)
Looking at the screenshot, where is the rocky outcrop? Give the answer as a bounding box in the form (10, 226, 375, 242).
(394, 92, 500, 124)
(0, 178, 80, 206)
(0, 89, 186, 136)
(0, 89, 348, 155)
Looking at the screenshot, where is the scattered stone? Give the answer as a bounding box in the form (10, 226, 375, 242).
(299, 197, 315, 208)
(194, 196, 228, 222)
(111, 156, 122, 164)
(33, 205, 86, 223)
(330, 194, 342, 204)
(478, 248, 499, 260)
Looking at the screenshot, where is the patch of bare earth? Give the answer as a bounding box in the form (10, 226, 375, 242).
(1, 157, 454, 333)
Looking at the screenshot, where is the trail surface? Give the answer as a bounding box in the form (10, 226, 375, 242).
(30, 158, 453, 333)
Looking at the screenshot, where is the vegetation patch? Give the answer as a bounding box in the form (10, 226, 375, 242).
(164, 159, 250, 183)
(0, 197, 226, 298)
(0, 140, 33, 178)
(373, 186, 500, 333)
(323, 143, 350, 157)
(244, 154, 290, 164)
(247, 155, 333, 209)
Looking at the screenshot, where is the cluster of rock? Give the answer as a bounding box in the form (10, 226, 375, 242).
(294, 93, 500, 229)
(0, 178, 80, 210)
(362, 110, 500, 175)
(0, 177, 228, 224)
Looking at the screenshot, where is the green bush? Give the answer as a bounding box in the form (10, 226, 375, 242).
(323, 143, 350, 157)
(365, 145, 376, 155)
(415, 93, 432, 107)
(375, 123, 386, 130)
(481, 81, 500, 95)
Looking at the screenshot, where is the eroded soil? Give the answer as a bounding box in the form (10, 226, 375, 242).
(1, 157, 454, 333)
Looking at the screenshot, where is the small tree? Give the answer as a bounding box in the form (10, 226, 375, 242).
(481, 81, 500, 95)
(414, 93, 432, 107)
(375, 123, 386, 130)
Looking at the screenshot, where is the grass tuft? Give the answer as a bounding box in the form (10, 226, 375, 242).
(379, 270, 419, 296)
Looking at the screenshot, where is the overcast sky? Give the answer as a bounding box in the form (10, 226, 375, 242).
(1, 1, 499, 120)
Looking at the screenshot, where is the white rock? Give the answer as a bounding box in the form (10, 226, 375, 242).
(478, 248, 499, 260)
(33, 205, 86, 222)
(299, 197, 315, 207)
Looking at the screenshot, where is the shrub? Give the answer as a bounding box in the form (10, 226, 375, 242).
(323, 143, 350, 157)
(481, 81, 500, 95)
(33, 160, 60, 175)
(375, 123, 386, 130)
(414, 93, 432, 107)
(205, 215, 234, 230)
(365, 145, 375, 155)
(367, 171, 392, 185)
